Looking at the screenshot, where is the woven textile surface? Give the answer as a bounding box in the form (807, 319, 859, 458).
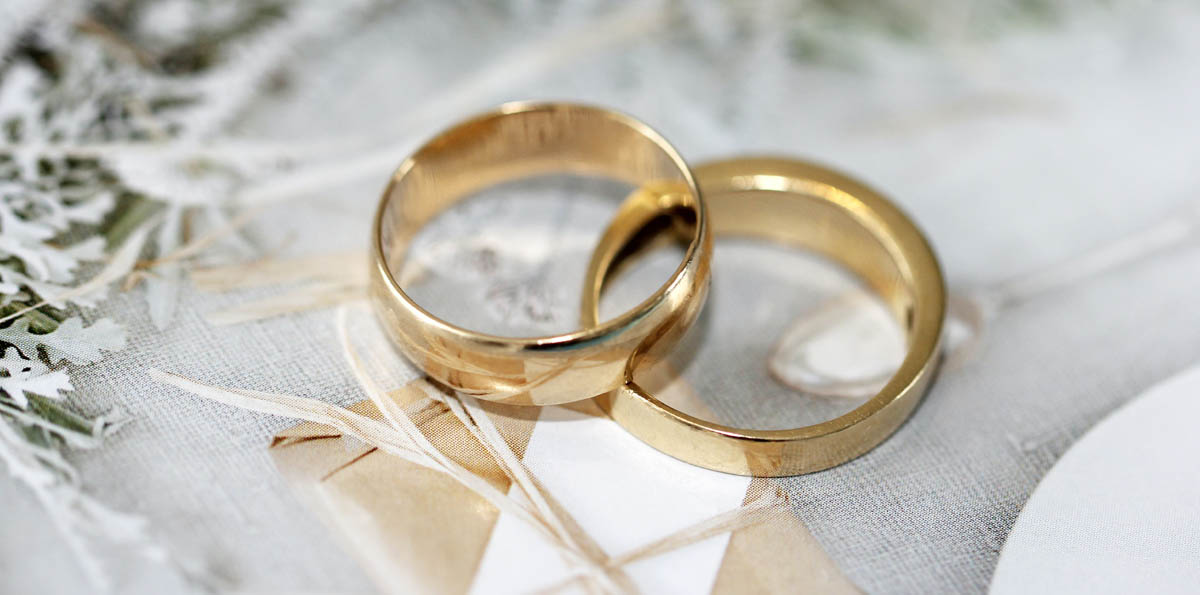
(4, 2, 1200, 593)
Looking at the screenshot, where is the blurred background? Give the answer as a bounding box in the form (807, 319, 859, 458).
(2, 1, 1199, 593)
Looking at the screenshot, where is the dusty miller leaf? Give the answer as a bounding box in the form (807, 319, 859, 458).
(21, 394, 131, 449)
(145, 205, 184, 330)
(0, 317, 126, 365)
(0, 347, 72, 407)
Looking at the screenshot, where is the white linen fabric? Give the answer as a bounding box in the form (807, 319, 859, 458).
(6, 2, 1200, 593)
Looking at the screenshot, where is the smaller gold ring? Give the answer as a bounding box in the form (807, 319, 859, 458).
(370, 102, 710, 406)
(582, 157, 945, 476)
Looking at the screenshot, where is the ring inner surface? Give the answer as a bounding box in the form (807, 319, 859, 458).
(379, 106, 697, 329)
(597, 172, 920, 430)
(704, 181, 914, 335)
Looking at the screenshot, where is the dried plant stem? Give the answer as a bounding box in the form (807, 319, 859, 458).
(150, 298, 787, 594)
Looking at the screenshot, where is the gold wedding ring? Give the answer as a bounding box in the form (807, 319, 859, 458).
(370, 102, 710, 405)
(581, 157, 945, 476)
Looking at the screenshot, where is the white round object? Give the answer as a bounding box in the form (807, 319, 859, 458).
(990, 365, 1200, 594)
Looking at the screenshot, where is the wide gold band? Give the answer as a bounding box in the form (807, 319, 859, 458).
(370, 102, 711, 406)
(581, 157, 945, 476)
